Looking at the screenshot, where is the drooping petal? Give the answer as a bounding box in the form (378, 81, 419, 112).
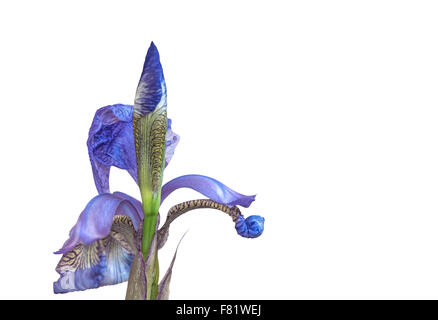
(157, 199, 243, 249)
(87, 104, 179, 194)
(54, 216, 136, 293)
(235, 215, 265, 238)
(157, 199, 264, 248)
(161, 175, 256, 208)
(87, 104, 136, 194)
(55, 192, 143, 255)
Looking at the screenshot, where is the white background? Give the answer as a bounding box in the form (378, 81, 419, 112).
(1, 0, 438, 299)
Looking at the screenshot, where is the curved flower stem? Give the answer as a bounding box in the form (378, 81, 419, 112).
(157, 199, 243, 246)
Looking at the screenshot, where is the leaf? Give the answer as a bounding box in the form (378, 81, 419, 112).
(156, 233, 186, 300)
(144, 233, 158, 298)
(125, 250, 146, 300)
(125, 228, 159, 300)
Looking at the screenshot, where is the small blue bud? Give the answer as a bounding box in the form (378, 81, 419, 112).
(235, 215, 265, 238)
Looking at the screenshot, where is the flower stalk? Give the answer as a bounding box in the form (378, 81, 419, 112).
(132, 42, 168, 299)
(53, 43, 264, 299)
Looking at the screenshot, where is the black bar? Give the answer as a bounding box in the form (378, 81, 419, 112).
(0, 300, 435, 319)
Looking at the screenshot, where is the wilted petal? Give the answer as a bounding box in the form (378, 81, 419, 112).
(88, 105, 179, 194)
(87, 104, 137, 194)
(235, 215, 265, 238)
(55, 192, 143, 255)
(161, 175, 256, 208)
(54, 216, 136, 293)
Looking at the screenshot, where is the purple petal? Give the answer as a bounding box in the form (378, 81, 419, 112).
(54, 192, 143, 255)
(87, 104, 179, 194)
(161, 175, 256, 208)
(87, 104, 137, 194)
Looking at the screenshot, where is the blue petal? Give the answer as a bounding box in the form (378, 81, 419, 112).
(87, 104, 136, 194)
(54, 253, 107, 293)
(99, 237, 135, 287)
(161, 174, 256, 207)
(87, 104, 179, 194)
(235, 215, 265, 238)
(54, 215, 136, 293)
(54, 192, 143, 255)
(134, 42, 166, 116)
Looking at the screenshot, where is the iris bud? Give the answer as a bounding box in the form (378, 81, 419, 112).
(235, 215, 265, 238)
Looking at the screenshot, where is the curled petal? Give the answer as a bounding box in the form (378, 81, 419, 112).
(157, 199, 243, 249)
(157, 199, 264, 248)
(54, 216, 136, 293)
(161, 175, 256, 208)
(55, 192, 143, 255)
(235, 215, 265, 238)
(87, 104, 179, 194)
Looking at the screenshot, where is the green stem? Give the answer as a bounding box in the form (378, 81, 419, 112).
(142, 213, 158, 256)
(140, 189, 161, 256)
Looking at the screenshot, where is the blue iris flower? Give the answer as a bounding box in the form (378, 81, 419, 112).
(54, 42, 264, 296)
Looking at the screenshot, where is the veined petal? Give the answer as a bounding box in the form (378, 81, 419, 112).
(161, 175, 256, 208)
(87, 104, 179, 194)
(54, 216, 136, 293)
(55, 192, 143, 255)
